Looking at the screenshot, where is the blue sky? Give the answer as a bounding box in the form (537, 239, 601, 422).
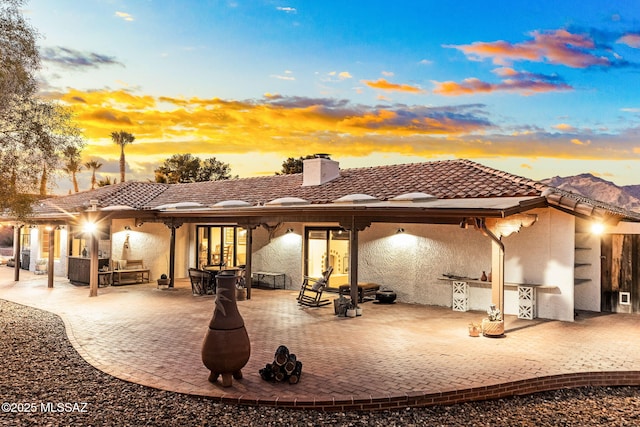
(25, 0, 640, 192)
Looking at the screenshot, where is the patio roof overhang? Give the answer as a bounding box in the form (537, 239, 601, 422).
(146, 196, 549, 226)
(12, 196, 548, 227)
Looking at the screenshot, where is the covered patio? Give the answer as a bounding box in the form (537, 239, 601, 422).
(2, 268, 640, 410)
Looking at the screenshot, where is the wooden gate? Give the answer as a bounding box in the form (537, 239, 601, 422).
(601, 234, 640, 313)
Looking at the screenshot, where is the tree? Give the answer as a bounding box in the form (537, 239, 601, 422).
(62, 146, 82, 193)
(0, 0, 83, 217)
(276, 155, 315, 175)
(197, 157, 236, 181)
(97, 176, 116, 187)
(110, 130, 135, 183)
(154, 154, 235, 184)
(84, 159, 103, 190)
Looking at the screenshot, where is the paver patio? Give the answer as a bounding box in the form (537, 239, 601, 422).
(1, 267, 640, 410)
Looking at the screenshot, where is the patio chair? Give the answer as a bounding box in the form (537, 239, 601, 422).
(297, 266, 333, 307)
(189, 268, 216, 296)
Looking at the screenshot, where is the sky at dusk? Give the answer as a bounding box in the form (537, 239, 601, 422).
(24, 0, 640, 193)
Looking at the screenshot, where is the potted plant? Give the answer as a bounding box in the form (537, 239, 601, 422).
(346, 302, 357, 318)
(481, 304, 504, 337)
(34, 258, 47, 275)
(157, 273, 170, 289)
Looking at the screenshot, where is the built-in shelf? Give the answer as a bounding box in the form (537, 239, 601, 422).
(574, 278, 591, 285)
(574, 263, 592, 267)
(575, 247, 592, 250)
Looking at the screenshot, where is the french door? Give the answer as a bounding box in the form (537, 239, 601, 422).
(304, 227, 349, 289)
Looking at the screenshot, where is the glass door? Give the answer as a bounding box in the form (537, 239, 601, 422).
(196, 225, 246, 269)
(305, 227, 349, 289)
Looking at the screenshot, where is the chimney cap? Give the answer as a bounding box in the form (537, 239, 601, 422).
(314, 153, 331, 159)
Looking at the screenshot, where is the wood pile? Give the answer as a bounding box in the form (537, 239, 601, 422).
(259, 345, 302, 384)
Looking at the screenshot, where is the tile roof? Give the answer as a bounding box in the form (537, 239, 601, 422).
(23, 159, 640, 222)
(32, 181, 169, 216)
(148, 159, 544, 208)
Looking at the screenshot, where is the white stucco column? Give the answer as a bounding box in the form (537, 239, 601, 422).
(491, 239, 504, 315)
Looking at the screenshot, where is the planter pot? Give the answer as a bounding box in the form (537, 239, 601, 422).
(375, 290, 397, 304)
(236, 288, 246, 301)
(481, 318, 504, 337)
(468, 324, 481, 337)
(157, 278, 170, 289)
(356, 307, 363, 316)
(346, 308, 357, 318)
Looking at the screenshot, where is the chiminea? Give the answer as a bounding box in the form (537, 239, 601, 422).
(202, 271, 251, 387)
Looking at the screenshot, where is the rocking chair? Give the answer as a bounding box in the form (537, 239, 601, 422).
(297, 266, 333, 307)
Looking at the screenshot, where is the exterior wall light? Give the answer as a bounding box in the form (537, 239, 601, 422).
(396, 228, 405, 234)
(82, 222, 97, 234)
(286, 228, 294, 234)
(590, 222, 605, 235)
(124, 225, 131, 230)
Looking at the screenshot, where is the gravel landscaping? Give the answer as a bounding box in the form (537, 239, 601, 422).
(1, 298, 640, 427)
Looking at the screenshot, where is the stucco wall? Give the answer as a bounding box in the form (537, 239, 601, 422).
(252, 225, 303, 290)
(111, 219, 170, 281)
(503, 208, 576, 321)
(358, 223, 491, 306)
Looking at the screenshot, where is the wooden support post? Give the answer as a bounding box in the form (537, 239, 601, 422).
(47, 227, 55, 288)
(245, 227, 253, 300)
(13, 225, 21, 282)
(89, 231, 99, 297)
(163, 219, 183, 289)
(169, 225, 176, 288)
(340, 217, 370, 308)
(349, 219, 359, 307)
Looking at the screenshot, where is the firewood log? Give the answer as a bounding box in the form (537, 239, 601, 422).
(288, 361, 303, 384)
(274, 345, 289, 366)
(259, 363, 274, 381)
(284, 353, 297, 375)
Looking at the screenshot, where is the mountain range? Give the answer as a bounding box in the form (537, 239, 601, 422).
(541, 174, 640, 213)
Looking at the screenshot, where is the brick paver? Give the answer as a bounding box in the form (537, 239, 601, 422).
(1, 268, 640, 410)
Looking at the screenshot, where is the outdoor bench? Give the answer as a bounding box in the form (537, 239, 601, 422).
(338, 282, 381, 302)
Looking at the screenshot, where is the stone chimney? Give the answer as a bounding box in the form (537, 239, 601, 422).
(302, 154, 340, 186)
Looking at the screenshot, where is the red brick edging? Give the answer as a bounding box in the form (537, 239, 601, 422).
(211, 371, 640, 411)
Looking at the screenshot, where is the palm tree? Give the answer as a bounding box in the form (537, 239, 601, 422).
(110, 131, 135, 183)
(84, 159, 103, 190)
(63, 157, 83, 193)
(62, 146, 83, 193)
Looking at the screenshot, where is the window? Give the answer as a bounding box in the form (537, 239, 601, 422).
(196, 225, 246, 269)
(20, 227, 30, 248)
(40, 228, 61, 260)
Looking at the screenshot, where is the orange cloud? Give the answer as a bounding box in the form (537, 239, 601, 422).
(362, 78, 424, 93)
(554, 123, 576, 132)
(618, 33, 640, 48)
(46, 87, 640, 188)
(432, 76, 571, 96)
(449, 29, 613, 68)
(570, 138, 591, 145)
